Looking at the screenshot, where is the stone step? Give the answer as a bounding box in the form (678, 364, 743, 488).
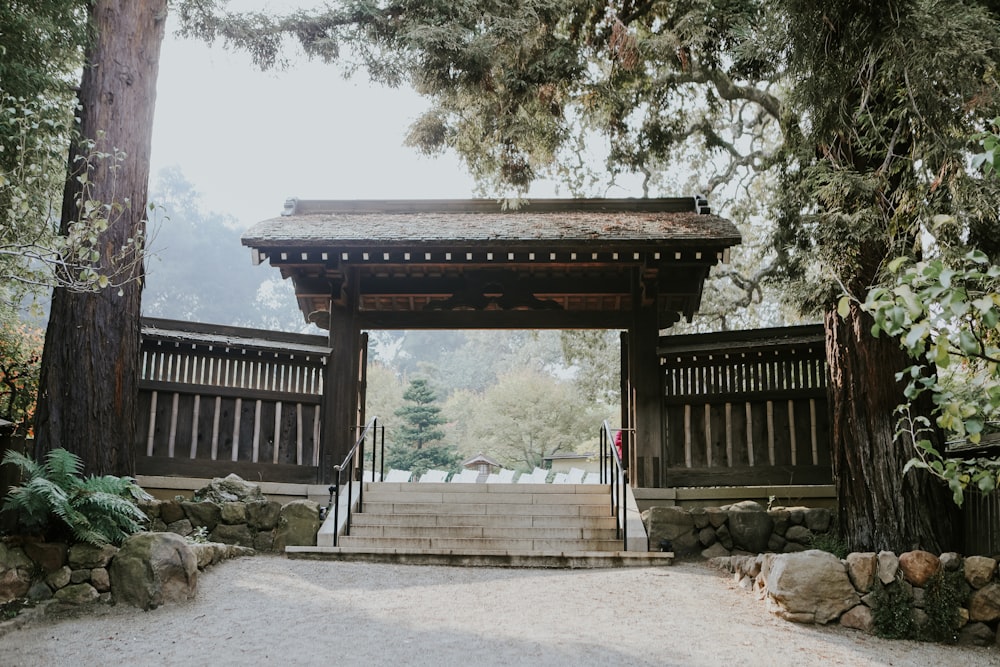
(348, 524, 620, 540)
(370, 482, 609, 495)
(360, 501, 611, 517)
(362, 489, 610, 506)
(336, 535, 625, 552)
(350, 512, 615, 530)
(287, 546, 674, 569)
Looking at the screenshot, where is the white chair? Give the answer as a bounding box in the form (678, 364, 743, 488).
(496, 468, 516, 483)
(383, 469, 412, 483)
(553, 472, 569, 484)
(517, 467, 549, 484)
(450, 469, 479, 483)
(364, 470, 382, 483)
(566, 467, 586, 484)
(583, 472, 601, 484)
(418, 469, 450, 483)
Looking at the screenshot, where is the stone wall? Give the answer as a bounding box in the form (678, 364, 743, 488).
(0, 535, 250, 609)
(716, 548, 1000, 647)
(138, 474, 321, 553)
(643, 500, 832, 558)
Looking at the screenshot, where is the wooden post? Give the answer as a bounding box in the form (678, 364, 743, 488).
(629, 274, 663, 488)
(320, 270, 361, 484)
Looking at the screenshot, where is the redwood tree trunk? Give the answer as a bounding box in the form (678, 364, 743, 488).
(33, 1, 167, 476)
(826, 302, 959, 553)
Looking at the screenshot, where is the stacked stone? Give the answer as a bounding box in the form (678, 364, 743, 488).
(0, 541, 115, 606)
(719, 548, 1000, 646)
(642, 500, 832, 558)
(139, 475, 321, 553)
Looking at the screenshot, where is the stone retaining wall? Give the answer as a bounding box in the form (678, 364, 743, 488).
(716, 548, 1000, 646)
(643, 500, 833, 558)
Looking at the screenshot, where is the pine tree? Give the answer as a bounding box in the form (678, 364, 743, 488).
(394, 379, 445, 450)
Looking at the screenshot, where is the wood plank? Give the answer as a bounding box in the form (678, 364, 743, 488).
(145, 390, 158, 457)
(210, 396, 221, 460)
(135, 455, 320, 485)
(190, 395, 201, 459)
(662, 465, 833, 488)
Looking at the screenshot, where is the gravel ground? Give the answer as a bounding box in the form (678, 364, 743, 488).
(3, 555, 997, 666)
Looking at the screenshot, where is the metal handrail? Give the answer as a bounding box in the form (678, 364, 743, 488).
(328, 416, 384, 546)
(600, 419, 629, 550)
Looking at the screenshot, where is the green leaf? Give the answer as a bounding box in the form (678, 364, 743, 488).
(837, 295, 851, 319)
(959, 329, 980, 356)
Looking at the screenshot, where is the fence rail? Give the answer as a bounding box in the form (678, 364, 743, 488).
(657, 325, 832, 487)
(136, 318, 329, 483)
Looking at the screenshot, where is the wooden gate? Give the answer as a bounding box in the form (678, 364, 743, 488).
(136, 318, 329, 483)
(657, 325, 831, 487)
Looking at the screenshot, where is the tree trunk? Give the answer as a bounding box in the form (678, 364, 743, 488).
(33, 0, 167, 476)
(826, 302, 959, 553)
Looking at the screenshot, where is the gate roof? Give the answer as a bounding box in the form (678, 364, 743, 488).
(242, 197, 740, 329)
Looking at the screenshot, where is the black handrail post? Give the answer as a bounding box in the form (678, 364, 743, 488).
(379, 425, 385, 480)
(331, 479, 341, 547)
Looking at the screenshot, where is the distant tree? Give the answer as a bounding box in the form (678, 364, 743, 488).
(393, 379, 445, 450)
(0, 318, 43, 437)
(459, 369, 600, 471)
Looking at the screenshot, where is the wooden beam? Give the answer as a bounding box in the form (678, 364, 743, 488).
(355, 310, 632, 329)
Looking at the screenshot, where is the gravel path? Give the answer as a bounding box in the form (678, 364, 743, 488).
(3, 555, 997, 666)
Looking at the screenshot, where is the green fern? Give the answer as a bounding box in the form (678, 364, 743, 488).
(2, 448, 152, 546)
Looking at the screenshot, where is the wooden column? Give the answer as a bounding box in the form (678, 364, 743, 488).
(320, 270, 361, 484)
(629, 275, 664, 488)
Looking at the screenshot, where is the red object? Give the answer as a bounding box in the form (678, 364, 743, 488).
(613, 430, 623, 457)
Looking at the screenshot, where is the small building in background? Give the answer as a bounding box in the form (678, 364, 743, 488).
(544, 452, 598, 474)
(462, 453, 501, 482)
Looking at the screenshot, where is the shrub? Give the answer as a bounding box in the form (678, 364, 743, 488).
(2, 448, 151, 546)
(871, 578, 915, 639)
(922, 570, 966, 643)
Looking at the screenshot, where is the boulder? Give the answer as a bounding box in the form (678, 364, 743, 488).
(783, 542, 808, 553)
(0, 543, 33, 602)
(255, 530, 275, 552)
(964, 555, 997, 589)
(715, 524, 734, 550)
(247, 500, 282, 531)
(764, 549, 860, 624)
(90, 567, 110, 593)
(22, 540, 67, 573)
(211, 523, 255, 549)
(159, 499, 186, 524)
(940, 552, 962, 572)
(968, 582, 1000, 622)
(698, 526, 717, 547)
(273, 500, 321, 550)
(690, 508, 710, 530)
(767, 534, 787, 552)
(845, 552, 878, 593)
(701, 542, 730, 559)
(839, 604, 874, 633)
(877, 551, 899, 585)
(958, 622, 995, 647)
(784, 525, 813, 545)
(166, 519, 194, 537)
(109, 532, 198, 610)
(220, 502, 247, 525)
(70, 568, 90, 584)
(727, 503, 773, 553)
(898, 550, 941, 587)
(788, 507, 805, 524)
(46, 565, 72, 590)
(68, 543, 118, 569)
(769, 510, 791, 536)
(26, 580, 53, 602)
(181, 501, 222, 530)
(53, 582, 99, 605)
(194, 474, 264, 504)
(802, 508, 831, 532)
(137, 498, 161, 520)
(705, 508, 728, 528)
(642, 507, 700, 556)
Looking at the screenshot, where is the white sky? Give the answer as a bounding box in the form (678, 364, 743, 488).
(149, 6, 552, 230)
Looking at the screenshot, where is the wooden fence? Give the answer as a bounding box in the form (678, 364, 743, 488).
(658, 325, 831, 487)
(136, 318, 329, 483)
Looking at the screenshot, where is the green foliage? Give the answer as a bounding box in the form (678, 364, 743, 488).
(0, 317, 42, 435)
(393, 378, 446, 450)
(807, 526, 849, 560)
(383, 442, 461, 478)
(871, 579, 915, 640)
(2, 448, 151, 546)
(922, 570, 966, 644)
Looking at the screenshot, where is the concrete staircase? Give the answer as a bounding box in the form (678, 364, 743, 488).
(286, 482, 673, 568)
